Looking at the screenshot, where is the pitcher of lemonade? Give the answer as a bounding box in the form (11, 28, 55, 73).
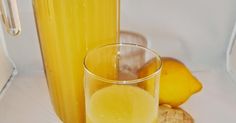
(2, 0, 120, 123)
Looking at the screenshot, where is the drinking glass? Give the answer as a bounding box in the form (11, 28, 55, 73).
(84, 43, 162, 123)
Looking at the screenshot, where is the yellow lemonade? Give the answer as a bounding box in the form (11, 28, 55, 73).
(86, 85, 158, 123)
(33, 0, 119, 123)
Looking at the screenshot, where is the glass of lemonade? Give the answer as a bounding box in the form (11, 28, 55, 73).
(84, 43, 162, 123)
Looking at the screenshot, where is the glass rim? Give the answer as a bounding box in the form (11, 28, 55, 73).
(83, 43, 162, 84)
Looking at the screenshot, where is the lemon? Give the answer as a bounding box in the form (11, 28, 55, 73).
(138, 57, 202, 107)
(137, 58, 161, 96)
(87, 85, 157, 123)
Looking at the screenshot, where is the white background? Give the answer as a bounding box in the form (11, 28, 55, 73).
(0, 0, 236, 122)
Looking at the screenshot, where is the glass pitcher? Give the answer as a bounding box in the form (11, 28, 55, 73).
(1, 0, 120, 123)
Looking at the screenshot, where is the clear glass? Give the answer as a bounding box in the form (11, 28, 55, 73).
(32, 1, 119, 123)
(227, 24, 236, 81)
(119, 30, 148, 77)
(120, 30, 147, 47)
(0, 23, 17, 98)
(0, 0, 21, 35)
(84, 44, 162, 123)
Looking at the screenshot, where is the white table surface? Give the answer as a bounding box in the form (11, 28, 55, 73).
(1, 0, 236, 123)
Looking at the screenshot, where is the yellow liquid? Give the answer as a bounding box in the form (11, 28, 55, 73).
(33, 0, 119, 123)
(87, 85, 158, 123)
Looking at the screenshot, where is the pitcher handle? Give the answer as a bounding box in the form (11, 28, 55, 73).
(0, 0, 21, 36)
